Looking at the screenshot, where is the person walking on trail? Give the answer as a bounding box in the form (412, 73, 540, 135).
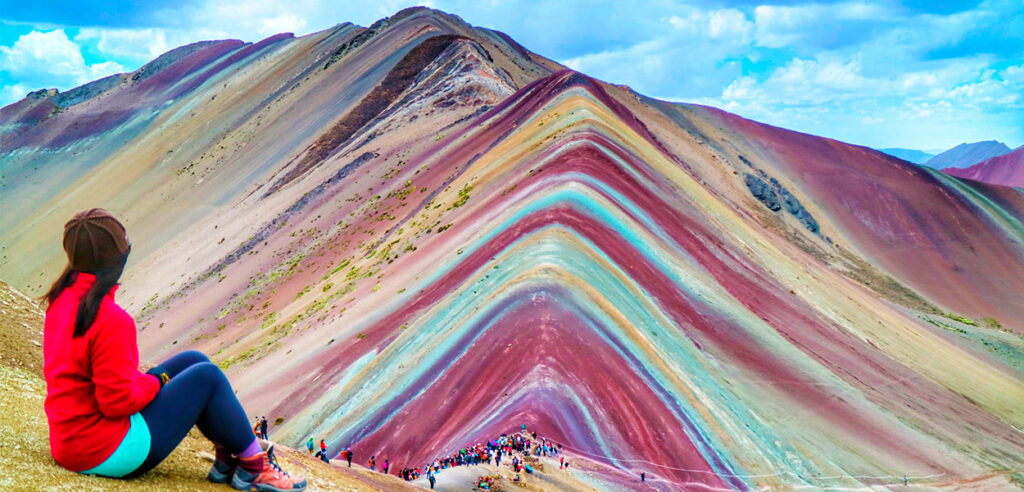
(345, 447, 353, 467)
(428, 470, 436, 489)
(369, 455, 376, 471)
(383, 458, 389, 474)
(307, 438, 314, 455)
(641, 471, 646, 482)
(40, 209, 305, 491)
(560, 457, 564, 469)
(260, 416, 269, 440)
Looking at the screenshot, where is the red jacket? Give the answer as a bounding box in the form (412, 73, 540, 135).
(43, 272, 160, 471)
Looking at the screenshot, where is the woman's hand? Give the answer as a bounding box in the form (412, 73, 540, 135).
(145, 366, 171, 388)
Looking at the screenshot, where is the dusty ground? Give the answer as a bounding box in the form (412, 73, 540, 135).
(0, 280, 421, 491)
(0, 279, 44, 377)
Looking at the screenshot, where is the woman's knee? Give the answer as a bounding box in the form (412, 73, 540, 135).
(157, 350, 211, 377)
(185, 361, 231, 388)
(178, 350, 211, 364)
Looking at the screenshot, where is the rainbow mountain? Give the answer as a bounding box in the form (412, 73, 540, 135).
(2, 7, 1023, 490)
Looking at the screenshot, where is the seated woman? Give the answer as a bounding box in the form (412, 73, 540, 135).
(42, 208, 305, 491)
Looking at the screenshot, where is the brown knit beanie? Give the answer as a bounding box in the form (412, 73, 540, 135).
(63, 208, 131, 271)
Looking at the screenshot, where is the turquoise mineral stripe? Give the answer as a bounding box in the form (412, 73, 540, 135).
(313, 180, 860, 481)
(926, 168, 1024, 240)
(315, 227, 749, 479)
(314, 183, 765, 458)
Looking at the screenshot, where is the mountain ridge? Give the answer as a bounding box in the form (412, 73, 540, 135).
(923, 140, 1012, 168)
(2, 7, 1023, 490)
(944, 146, 1024, 188)
(878, 147, 934, 163)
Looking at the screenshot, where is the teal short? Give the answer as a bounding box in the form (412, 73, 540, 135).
(80, 413, 151, 478)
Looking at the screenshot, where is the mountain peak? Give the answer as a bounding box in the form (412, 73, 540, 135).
(924, 140, 1012, 168)
(944, 146, 1024, 188)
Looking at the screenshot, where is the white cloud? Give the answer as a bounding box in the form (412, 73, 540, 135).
(701, 49, 1023, 149)
(151, 0, 381, 41)
(718, 55, 870, 108)
(667, 8, 753, 41)
(0, 29, 126, 94)
(259, 14, 307, 36)
(708, 10, 751, 40)
(0, 30, 86, 78)
(564, 8, 752, 98)
(75, 28, 176, 64)
(753, 2, 890, 49)
(1, 83, 30, 105)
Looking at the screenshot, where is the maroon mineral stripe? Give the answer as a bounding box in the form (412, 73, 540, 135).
(350, 293, 731, 488)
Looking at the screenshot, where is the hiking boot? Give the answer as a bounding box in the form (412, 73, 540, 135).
(208, 443, 239, 483)
(231, 446, 307, 491)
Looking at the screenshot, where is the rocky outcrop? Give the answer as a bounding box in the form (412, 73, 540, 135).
(268, 34, 473, 195)
(744, 172, 820, 234)
(773, 177, 820, 233)
(744, 173, 780, 211)
(53, 73, 125, 108)
(130, 40, 226, 83)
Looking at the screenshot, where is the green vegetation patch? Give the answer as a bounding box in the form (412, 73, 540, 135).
(943, 313, 978, 326)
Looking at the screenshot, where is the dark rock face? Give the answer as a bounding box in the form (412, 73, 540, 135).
(53, 74, 124, 108)
(26, 88, 58, 100)
(745, 173, 819, 234)
(744, 174, 781, 211)
(269, 34, 470, 195)
(773, 178, 820, 233)
(130, 41, 223, 83)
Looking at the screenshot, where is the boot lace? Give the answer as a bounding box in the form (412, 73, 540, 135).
(268, 453, 291, 476)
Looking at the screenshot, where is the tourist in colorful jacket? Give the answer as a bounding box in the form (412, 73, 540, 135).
(42, 209, 305, 491)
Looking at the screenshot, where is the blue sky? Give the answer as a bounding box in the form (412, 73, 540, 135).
(0, 0, 1021, 151)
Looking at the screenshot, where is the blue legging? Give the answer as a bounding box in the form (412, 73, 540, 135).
(125, 351, 256, 477)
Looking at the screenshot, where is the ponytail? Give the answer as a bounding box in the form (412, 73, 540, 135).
(73, 254, 128, 338)
(39, 254, 128, 337)
(40, 265, 75, 310)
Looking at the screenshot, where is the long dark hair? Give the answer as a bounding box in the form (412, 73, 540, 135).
(41, 253, 129, 337)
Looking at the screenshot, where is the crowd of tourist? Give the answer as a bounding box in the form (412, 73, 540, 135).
(317, 424, 652, 490)
(405, 425, 565, 488)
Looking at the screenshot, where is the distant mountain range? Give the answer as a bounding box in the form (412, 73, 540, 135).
(879, 141, 1016, 171)
(944, 147, 1024, 188)
(923, 140, 1012, 168)
(878, 148, 935, 164)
